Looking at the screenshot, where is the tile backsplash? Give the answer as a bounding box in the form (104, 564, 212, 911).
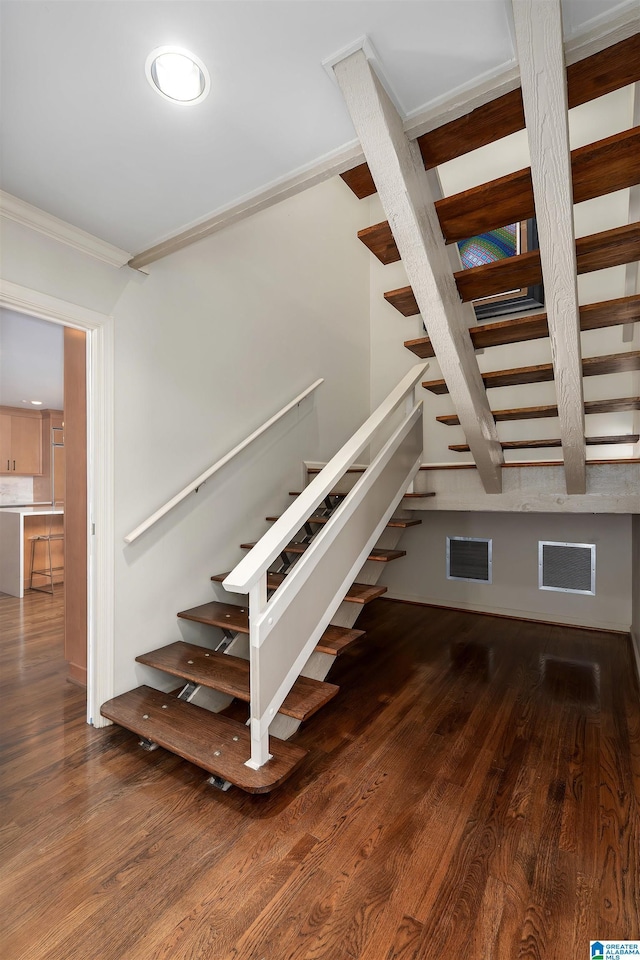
(0, 476, 34, 504)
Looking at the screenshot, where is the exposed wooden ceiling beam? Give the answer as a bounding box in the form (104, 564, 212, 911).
(332, 50, 503, 493)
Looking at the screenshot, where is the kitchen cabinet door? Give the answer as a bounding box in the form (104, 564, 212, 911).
(0, 412, 43, 475)
(11, 415, 42, 474)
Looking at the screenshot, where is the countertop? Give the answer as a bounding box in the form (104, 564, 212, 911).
(0, 506, 64, 516)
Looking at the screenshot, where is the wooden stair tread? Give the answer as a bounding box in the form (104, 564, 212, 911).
(240, 541, 406, 562)
(405, 294, 640, 359)
(265, 514, 421, 529)
(100, 685, 306, 793)
(177, 601, 364, 654)
(418, 458, 640, 469)
(423, 351, 640, 394)
(178, 600, 250, 633)
(307, 466, 366, 474)
(137, 642, 339, 721)
(341, 35, 640, 198)
(387, 223, 640, 316)
(437, 396, 640, 426)
(449, 434, 639, 452)
(360, 128, 640, 260)
(289, 490, 435, 498)
(315, 625, 367, 656)
(211, 571, 387, 604)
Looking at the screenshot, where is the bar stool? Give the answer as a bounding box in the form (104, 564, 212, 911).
(28, 533, 64, 594)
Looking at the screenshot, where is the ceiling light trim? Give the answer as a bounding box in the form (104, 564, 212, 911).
(145, 46, 210, 105)
(0, 191, 132, 269)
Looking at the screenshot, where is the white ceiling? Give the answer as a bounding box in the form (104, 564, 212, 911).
(0, 0, 632, 254)
(0, 310, 64, 410)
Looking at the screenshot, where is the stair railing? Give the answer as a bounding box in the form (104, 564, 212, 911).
(124, 379, 324, 544)
(223, 362, 428, 769)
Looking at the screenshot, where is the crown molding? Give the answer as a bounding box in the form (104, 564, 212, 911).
(0, 191, 131, 269)
(564, 1, 639, 64)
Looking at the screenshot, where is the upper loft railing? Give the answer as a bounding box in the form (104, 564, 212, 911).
(223, 362, 428, 769)
(124, 379, 324, 544)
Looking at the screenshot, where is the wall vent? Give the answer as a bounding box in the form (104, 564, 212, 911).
(446, 537, 492, 583)
(538, 541, 595, 595)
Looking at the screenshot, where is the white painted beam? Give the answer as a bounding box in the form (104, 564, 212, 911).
(511, 0, 586, 495)
(623, 82, 640, 343)
(333, 51, 503, 494)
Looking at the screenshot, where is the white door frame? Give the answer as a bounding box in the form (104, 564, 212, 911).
(0, 279, 114, 726)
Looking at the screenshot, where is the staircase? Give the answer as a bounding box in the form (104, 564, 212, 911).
(103, 365, 430, 792)
(341, 32, 640, 470)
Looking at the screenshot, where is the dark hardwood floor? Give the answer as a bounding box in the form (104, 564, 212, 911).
(1, 588, 639, 959)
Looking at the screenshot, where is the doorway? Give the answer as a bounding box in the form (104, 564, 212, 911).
(0, 279, 115, 726)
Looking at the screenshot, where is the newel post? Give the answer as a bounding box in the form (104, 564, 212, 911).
(245, 572, 272, 770)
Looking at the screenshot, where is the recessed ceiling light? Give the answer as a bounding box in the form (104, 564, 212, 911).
(30, 400, 43, 405)
(145, 46, 210, 104)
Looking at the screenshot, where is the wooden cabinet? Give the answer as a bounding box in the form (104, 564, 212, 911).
(0, 408, 42, 475)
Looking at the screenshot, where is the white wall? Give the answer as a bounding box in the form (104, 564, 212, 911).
(1, 178, 371, 695)
(112, 178, 370, 693)
(0, 218, 132, 315)
(382, 512, 632, 632)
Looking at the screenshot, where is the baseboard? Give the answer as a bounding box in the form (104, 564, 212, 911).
(382, 593, 631, 638)
(631, 628, 640, 693)
(67, 663, 87, 687)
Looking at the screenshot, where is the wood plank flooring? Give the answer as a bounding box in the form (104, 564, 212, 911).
(1, 588, 639, 959)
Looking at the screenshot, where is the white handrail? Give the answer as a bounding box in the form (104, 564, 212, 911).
(124, 379, 324, 544)
(223, 362, 428, 770)
(223, 362, 428, 593)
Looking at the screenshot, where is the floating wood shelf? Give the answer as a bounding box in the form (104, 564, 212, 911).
(422, 351, 640, 394)
(289, 489, 436, 499)
(340, 34, 640, 199)
(212, 571, 387, 604)
(437, 396, 640, 425)
(449, 435, 640, 452)
(405, 294, 640, 359)
(136, 641, 339, 722)
(177, 600, 364, 653)
(100, 685, 307, 794)
(386, 223, 640, 315)
(359, 127, 640, 261)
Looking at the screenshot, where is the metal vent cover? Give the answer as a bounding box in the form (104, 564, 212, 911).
(539, 541, 595, 595)
(446, 536, 492, 583)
